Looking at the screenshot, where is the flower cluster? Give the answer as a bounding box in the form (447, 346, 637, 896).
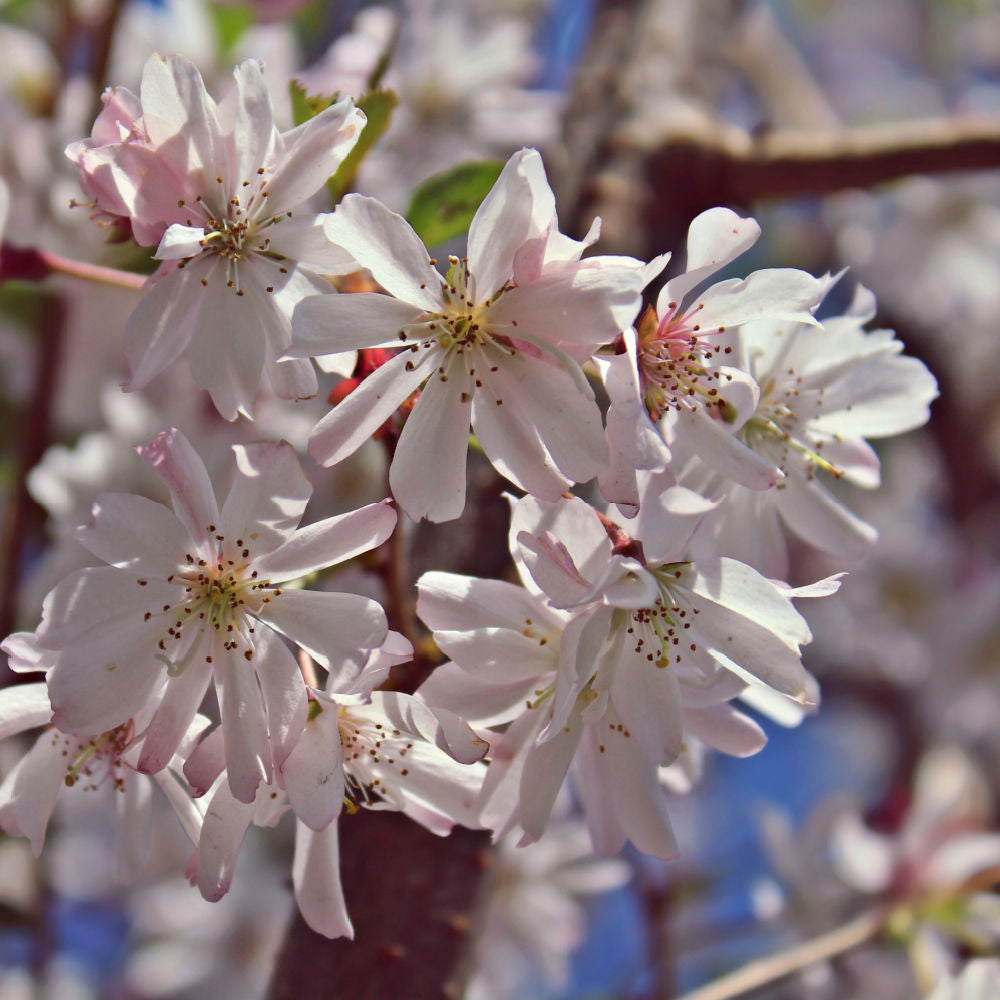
(1, 43, 938, 956)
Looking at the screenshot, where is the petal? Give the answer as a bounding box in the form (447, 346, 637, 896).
(254, 500, 396, 583)
(289, 292, 425, 356)
(323, 195, 441, 311)
(293, 821, 353, 939)
(416, 572, 563, 634)
(390, 358, 472, 522)
(136, 657, 213, 775)
(307, 345, 439, 467)
(215, 653, 270, 803)
(281, 700, 343, 830)
(268, 99, 365, 211)
(219, 440, 311, 556)
(255, 625, 308, 770)
(256, 590, 388, 671)
(196, 779, 255, 901)
(76, 493, 189, 574)
(136, 427, 219, 552)
(0, 684, 51, 738)
(467, 148, 553, 300)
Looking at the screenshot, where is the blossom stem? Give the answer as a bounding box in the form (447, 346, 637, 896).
(674, 905, 888, 1000)
(0, 243, 148, 291)
(36, 248, 148, 290)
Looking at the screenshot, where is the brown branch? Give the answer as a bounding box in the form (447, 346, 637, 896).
(268, 811, 491, 1000)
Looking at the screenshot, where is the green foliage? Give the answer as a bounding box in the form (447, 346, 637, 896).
(208, 3, 256, 60)
(405, 161, 504, 249)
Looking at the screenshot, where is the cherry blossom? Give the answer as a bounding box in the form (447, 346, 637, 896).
(66, 53, 365, 419)
(36, 427, 396, 805)
(599, 206, 828, 511)
(289, 147, 650, 521)
(188, 639, 487, 938)
(0, 675, 205, 881)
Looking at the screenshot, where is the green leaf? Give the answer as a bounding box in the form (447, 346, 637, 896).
(209, 3, 256, 60)
(288, 80, 339, 128)
(405, 161, 504, 249)
(325, 89, 398, 204)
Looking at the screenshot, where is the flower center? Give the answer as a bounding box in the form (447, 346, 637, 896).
(337, 708, 415, 811)
(637, 303, 734, 421)
(626, 566, 700, 670)
(741, 371, 842, 481)
(59, 719, 136, 791)
(139, 525, 280, 675)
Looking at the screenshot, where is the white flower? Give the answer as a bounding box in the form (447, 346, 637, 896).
(188, 637, 487, 939)
(66, 53, 365, 419)
(36, 427, 396, 805)
(289, 147, 649, 522)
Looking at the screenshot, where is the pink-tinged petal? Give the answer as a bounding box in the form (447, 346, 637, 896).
(140, 54, 224, 181)
(478, 347, 608, 486)
(280, 701, 343, 830)
(416, 572, 564, 634)
(577, 724, 679, 859)
(670, 406, 779, 492)
(478, 710, 544, 837)
(231, 59, 276, 190)
(0, 632, 49, 674)
(219, 441, 310, 556)
(268, 355, 319, 403)
(155, 224, 208, 260)
(472, 390, 571, 501)
(692, 268, 826, 331)
(293, 821, 353, 939)
(518, 721, 583, 842)
(467, 148, 554, 301)
(432, 627, 557, 683)
(254, 626, 307, 770)
(829, 812, 895, 893)
(510, 497, 612, 605)
(811, 354, 937, 439)
(0, 684, 51, 739)
(323, 195, 441, 311)
(390, 359, 472, 522)
(215, 654, 270, 803)
(255, 500, 396, 583)
(76, 493, 189, 574)
(136, 656, 212, 775)
(4, 733, 68, 855)
(137, 427, 219, 551)
(633, 477, 720, 565)
(774, 476, 877, 559)
(267, 214, 357, 275)
(417, 662, 540, 728)
(308, 346, 439, 467)
(184, 726, 226, 797)
(371, 691, 488, 765)
(185, 278, 267, 421)
(289, 292, 426, 357)
(256, 590, 387, 670)
(688, 562, 812, 700)
(153, 769, 205, 845)
(810, 433, 881, 489)
(489, 258, 644, 350)
(684, 703, 767, 757)
(123, 258, 213, 391)
(268, 99, 365, 212)
(115, 769, 153, 881)
(197, 780, 256, 902)
(926, 834, 1000, 888)
(661, 208, 761, 306)
(610, 639, 683, 766)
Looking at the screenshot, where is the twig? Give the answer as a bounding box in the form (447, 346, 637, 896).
(675, 905, 888, 1000)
